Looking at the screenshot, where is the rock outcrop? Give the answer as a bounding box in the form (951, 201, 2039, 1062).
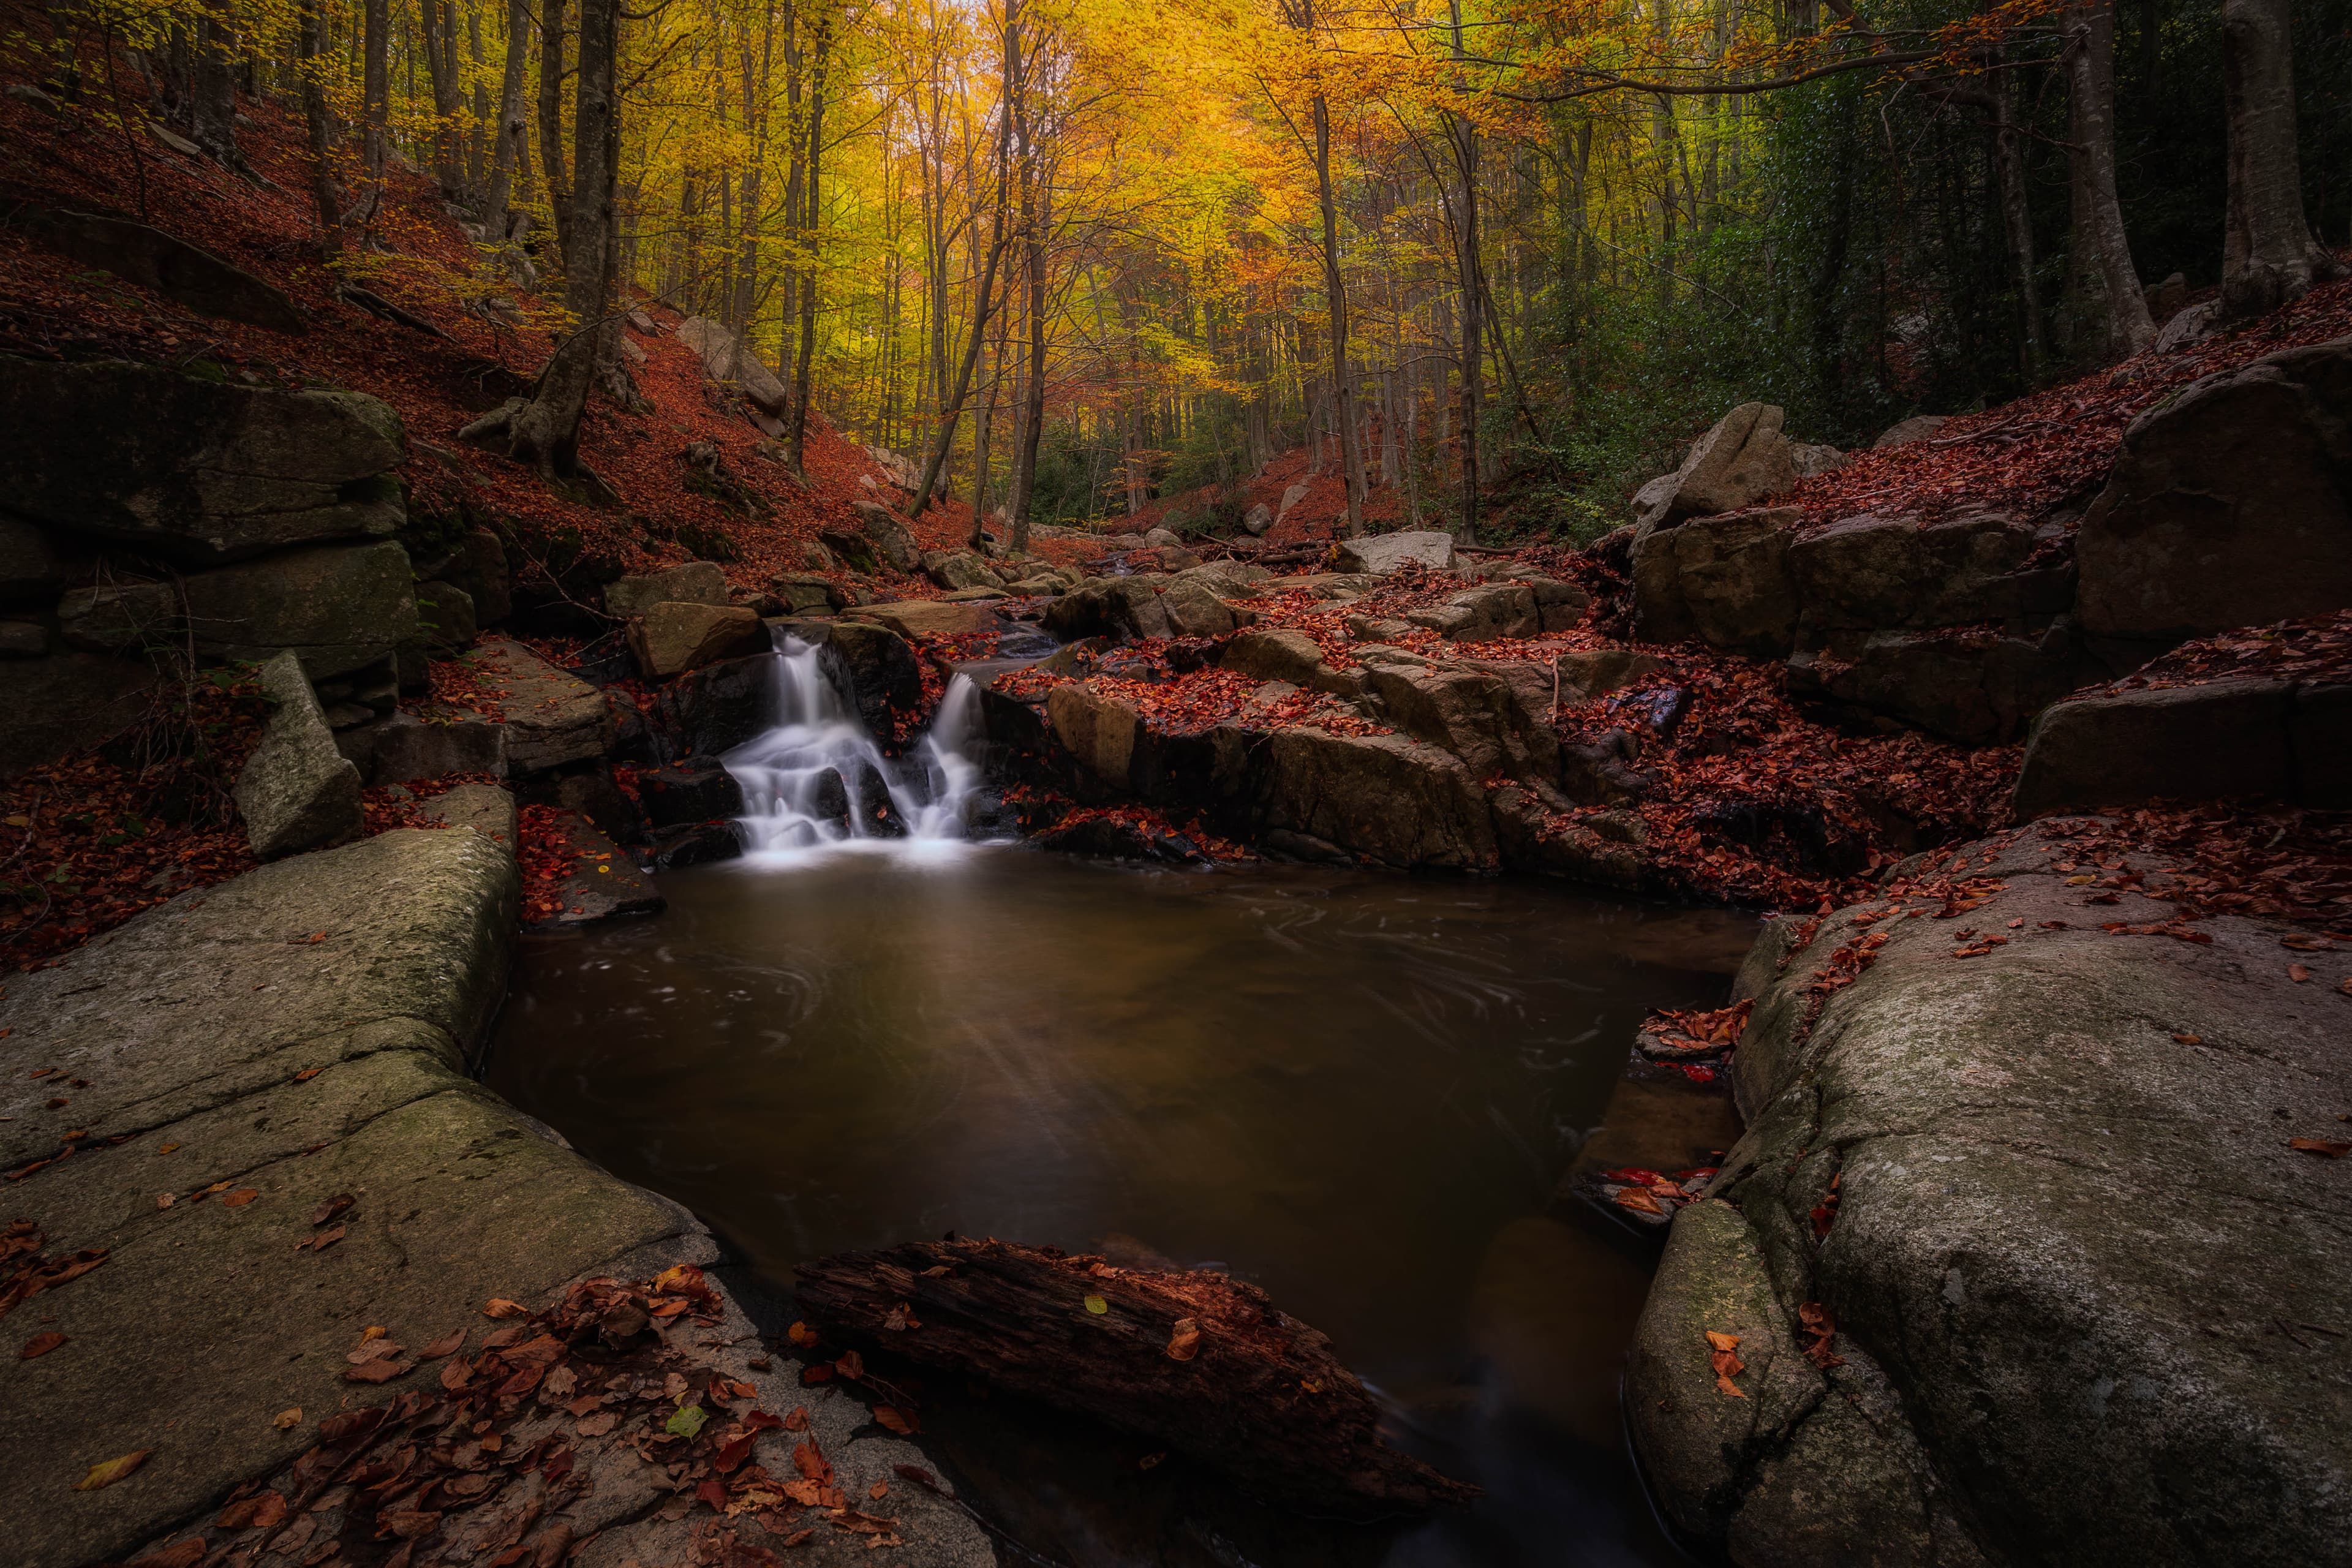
(603, 559, 731, 618)
(2011, 674, 2352, 816)
(2076, 337, 2352, 649)
(1627, 822, 2352, 1566)
(232, 650, 364, 856)
(627, 601, 766, 679)
(1633, 404, 1801, 529)
(7, 203, 307, 333)
(1335, 530, 1455, 575)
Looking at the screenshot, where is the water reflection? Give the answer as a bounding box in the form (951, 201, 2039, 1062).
(488, 852, 1752, 1567)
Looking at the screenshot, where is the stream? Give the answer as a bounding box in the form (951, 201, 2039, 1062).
(487, 643, 1757, 1567)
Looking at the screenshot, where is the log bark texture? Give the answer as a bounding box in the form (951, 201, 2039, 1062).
(794, 1237, 1477, 1517)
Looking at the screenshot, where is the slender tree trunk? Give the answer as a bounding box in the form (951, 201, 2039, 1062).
(1986, 66, 2045, 377)
(537, 0, 571, 268)
(2221, 0, 2336, 318)
(485, 0, 531, 235)
(911, 123, 1011, 521)
(1310, 92, 1366, 535)
(2063, 0, 2154, 358)
(298, 0, 344, 255)
(786, 17, 834, 477)
(189, 10, 238, 166)
(362, 0, 388, 184)
(1448, 110, 1481, 538)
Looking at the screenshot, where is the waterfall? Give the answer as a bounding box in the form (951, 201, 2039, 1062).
(721, 636, 992, 861)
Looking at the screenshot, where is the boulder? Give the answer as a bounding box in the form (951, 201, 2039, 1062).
(1142, 527, 1185, 549)
(1872, 415, 1948, 449)
(2152, 300, 2219, 354)
(415, 579, 477, 653)
(1517, 575, 1594, 632)
(0, 650, 162, 780)
(1630, 826, 2352, 1564)
(1357, 655, 1541, 780)
(1789, 626, 2092, 745)
(924, 551, 1003, 592)
(851, 499, 924, 574)
(1047, 681, 1144, 791)
(417, 527, 511, 627)
(1790, 442, 1848, 477)
(0, 359, 404, 562)
(864, 445, 923, 491)
(1259, 727, 1497, 870)
(628, 601, 767, 680)
(182, 539, 420, 679)
(1243, 502, 1274, 535)
(1335, 530, 1455, 576)
(466, 636, 612, 773)
(1403, 583, 1539, 643)
(674, 315, 790, 415)
(1787, 509, 2068, 632)
(766, 572, 845, 614)
(635, 761, 744, 827)
(1274, 483, 1311, 525)
(647, 652, 780, 760)
(604, 560, 729, 619)
(2008, 677, 2334, 816)
(420, 780, 517, 846)
(1635, 404, 1800, 528)
(1156, 576, 1237, 638)
(10, 204, 306, 332)
(1222, 627, 1329, 688)
(1632, 507, 1801, 654)
(232, 650, 364, 858)
(845, 597, 997, 639)
(0, 621, 43, 657)
(0, 519, 59, 605)
(815, 620, 923, 736)
(1042, 577, 1172, 642)
(1553, 648, 1667, 698)
(56, 581, 178, 654)
(529, 811, 665, 927)
(371, 711, 507, 783)
(2077, 337, 2352, 645)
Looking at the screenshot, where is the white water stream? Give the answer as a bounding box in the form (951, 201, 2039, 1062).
(720, 635, 992, 863)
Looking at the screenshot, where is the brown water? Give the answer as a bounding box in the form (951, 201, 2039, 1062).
(487, 846, 1755, 1567)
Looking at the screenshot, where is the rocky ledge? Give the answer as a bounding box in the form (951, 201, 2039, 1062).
(1627, 819, 2351, 1566)
(0, 827, 991, 1568)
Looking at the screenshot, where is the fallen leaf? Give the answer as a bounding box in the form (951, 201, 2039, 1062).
(666, 1404, 707, 1439)
(576, 1411, 617, 1437)
(783, 1406, 810, 1432)
(272, 1408, 301, 1430)
(418, 1327, 466, 1359)
(870, 1406, 914, 1435)
(1082, 1294, 1108, 1316)
(1166, 1317, 1200, 1362)
(221, 1188, 260, 1207)
(717, 1433, 755, 1472)
(891, 1464, 940, 1490)
(834, 1350, 864, 1381)
(217, 1489, 288, 1529)
(2289, 964, 2313, 983)
(292, 1068, 322, 1082)
(799, 1363, 832, 1385)
(781, 1479, 823, 1506)
(1704, 1330, 1742, 1352)
(20, 1331, 66, 1359)
(74, 1449, 153, 1490)
(868, 1481, 888, 1501)
(156, 1143, 178, 1154)
(881, 1303, 908, 1332)
(2172, 1033, 2203, 1046)
(154, 1193, 174, 1210)
(786, 1321, 819, 1348)
(343, 1356, 412, 1384)
(2288, 1138, 2351, 1158)
(123, 1539, 205, 1568)
(298, 1224, 346, 1252)
(483, 1298, 528, 1319)
(311, 1194, 354, 1227)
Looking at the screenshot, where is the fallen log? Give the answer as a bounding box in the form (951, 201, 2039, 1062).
(794, 1237, 1477, 1518)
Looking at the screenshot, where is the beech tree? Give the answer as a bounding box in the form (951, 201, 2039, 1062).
(2220, 0, 2339, 319)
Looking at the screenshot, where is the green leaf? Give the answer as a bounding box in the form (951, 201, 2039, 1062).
(665, 1404, 707, 1439)
(1082, 1295, 1108, 1316)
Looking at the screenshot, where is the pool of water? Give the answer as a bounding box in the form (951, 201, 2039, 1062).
(486, 845, 1755, 1567)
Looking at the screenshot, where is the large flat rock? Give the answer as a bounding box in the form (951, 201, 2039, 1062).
(1629, 820, 2352, 1565)
(462, 635, 612, 774)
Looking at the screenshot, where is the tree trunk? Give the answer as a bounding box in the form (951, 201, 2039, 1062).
(363, 0, 389, 181)
(1991, 67, 2046, 377)
(794, 1238, 1477, 1518)
(2062, 0, 2154, 358)
(478, 0, 614, 475)
(537, 0, 571, 269)
(1310, 92, 1366, 536)
(297, 0, 345, 257)
(189, 11, 238, 167)
(910, 96, 1012, 522)
(786, 17, 834, 478)
(421, 0, 463, 192)
(484, 0, 531, 236)
(2222, 0, 2336, 318)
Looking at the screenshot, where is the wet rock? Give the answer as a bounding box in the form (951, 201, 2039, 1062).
(183, 538, 420, 679)
(1335, 529, 1455, 575)
(1041, 576, 1170, 641)
(2008, 676, 2327, 816)
(635, 761, 742, 827)
(0, 519, 59, 605)
(627, 601, 766, 680)
(1789, 625, 2094, 745)
(0, 358, 404, 563)
(852, 761, 906, 837)
(2078, 337, 2352, 644)
(925, 550, 1003, 592)
(1221, 627, 1327, 687)
(603, 560, 730, 619)
(56, 581, 179, 654)
(1359, 655, 1540, 780)
(428, 527, 512, 626)
(1033, 812, 1209, 864)
(372, 710, 507, 783)
(530, 811, 665, 927)
(0, 620, 43, 657)
(808, 766, 850, 829)
(815, 620, 923, 736)
(1873, 414, 1948, 448)
(643, 820, 741, 869)
(1155, 575, 1237, 638)
(9, 203, 306, 331)
(1259, 726, 1496, 870)
(766, 571, 846, 614)
(233, 650, 364, 858)
(1553, 648, 1667, 699)
(1632, 506, 1800, 654)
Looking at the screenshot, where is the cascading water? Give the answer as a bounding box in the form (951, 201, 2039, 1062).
(721, 635, 992, 861)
